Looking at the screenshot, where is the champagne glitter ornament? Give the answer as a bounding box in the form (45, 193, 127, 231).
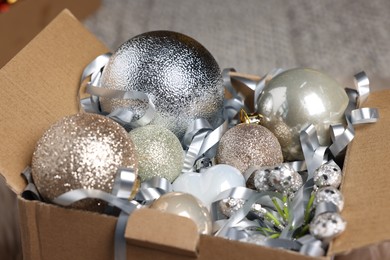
(129, 125, 183, 182)
(99, 31, 224, 139)
(216, 124, 283, 173)
(257, 68, 349, 161)
(31, 113, 138, 212)
(150, 192, 212, 235)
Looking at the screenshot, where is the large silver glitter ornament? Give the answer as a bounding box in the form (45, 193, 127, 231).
(216, 124, 283, 173)
(129, 125, 184, 182)
(313, 161, 342, 189)
(310, 212, 346, 240)
(150, 192, 212, 235)
(31, 113, 138, 212)
(99, 31, 224, 139)
(314, 186, 344, 212)
(257, 68, 349, 161)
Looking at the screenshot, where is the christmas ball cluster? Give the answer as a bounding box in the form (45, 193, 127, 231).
(30, 30, 350, 247)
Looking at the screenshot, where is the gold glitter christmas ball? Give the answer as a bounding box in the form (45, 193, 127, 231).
(99, 31, 224, 139)
(31, 113, 138, 212)
(150, 192, 212, 235)
(129, 125, 184, 182)
(216, 124, 283, 173)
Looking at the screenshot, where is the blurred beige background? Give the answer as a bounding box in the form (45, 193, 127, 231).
(84, 0, 390, 91)
(2, 0, 390, 259)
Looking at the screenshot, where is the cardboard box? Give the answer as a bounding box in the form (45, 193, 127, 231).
(1, 9, 390, 260)
(0, 0, 101, 68)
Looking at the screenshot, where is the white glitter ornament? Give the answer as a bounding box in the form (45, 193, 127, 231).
(267, 164, 303, 195)
(216, 124, 283, 173)
(314, 186, 344, 212)
(129, 125, 184, 182)
(150, 192, 212, 235)
(257, 68, 349, 161)
(313, 161, 342, 189)
(310, 212, 346, 240)
(99, 31, 224, 139)
(31, 113, 138, 212)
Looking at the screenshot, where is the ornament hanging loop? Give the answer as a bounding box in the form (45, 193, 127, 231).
(240, 109, 263, 125)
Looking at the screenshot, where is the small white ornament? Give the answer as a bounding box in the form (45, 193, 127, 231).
(172, 164, 245, 208)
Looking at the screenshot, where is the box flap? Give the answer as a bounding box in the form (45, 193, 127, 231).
(125, 208, 199, 257)
(329, 89, 390, 255)
(0, 0, 101, 68)
(0, 9, 108, 194)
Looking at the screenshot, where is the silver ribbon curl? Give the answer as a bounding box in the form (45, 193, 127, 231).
(135, 177, 172, 204)
(21, 167, 42, 201)
(329, 71, 379, 156)
(79, 53, 156, 128)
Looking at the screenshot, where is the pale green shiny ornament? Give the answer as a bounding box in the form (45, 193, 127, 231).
(129, 125, 183, 182)
(150, 192, 212, 235)
(257, 68, 349, 161)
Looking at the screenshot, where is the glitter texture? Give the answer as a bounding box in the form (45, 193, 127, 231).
(129, 125, 183, 182)
(310, 212, 346, 240)
(31, 113, 137, 212)
(314, 186, 344, 212)
(219, 197, 246, 217)
(216, 124, 283, 173)
(99, 31, 224, 139)
(257, 68, 349, 161)
(267, 164, 303, 195)
(313, 161, 342, 189)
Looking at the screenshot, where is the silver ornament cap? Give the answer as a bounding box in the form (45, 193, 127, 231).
(99, 31, 224, 139)
(257, 68, 349, 161)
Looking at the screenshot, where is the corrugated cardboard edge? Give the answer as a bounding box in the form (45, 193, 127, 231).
(125, 208, 199, 257)
(18, 197, 119, 260)
(329, 89, 390, 256)
(0, 9, 109, 195)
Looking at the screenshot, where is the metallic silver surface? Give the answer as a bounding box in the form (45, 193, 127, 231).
(309, 212, 346, 240)
(216, 124, 283, 173)
(31, 113, 137, 212)
(99, 31, 224, 139)
(257, 68, 349, 161)
(129, 125, 183, 182)
(150, 192, 212, 235)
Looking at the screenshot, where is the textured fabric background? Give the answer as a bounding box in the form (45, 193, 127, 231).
(84, 0, 390, 91)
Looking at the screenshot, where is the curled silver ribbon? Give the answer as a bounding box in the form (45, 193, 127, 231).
(136, 176, 172, 204)
(21, 167, 42, 201)
(329, 71, 379, 156)
(79, 53, 156, 127)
